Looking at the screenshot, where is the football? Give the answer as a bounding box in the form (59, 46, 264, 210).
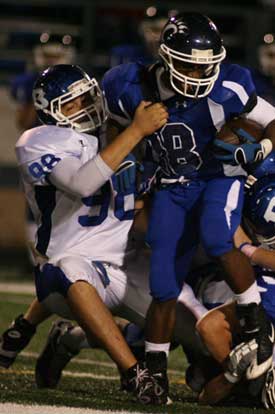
(216, 117, 264, 145)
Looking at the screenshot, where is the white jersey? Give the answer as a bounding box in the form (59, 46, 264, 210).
(15, 125, 135, 265)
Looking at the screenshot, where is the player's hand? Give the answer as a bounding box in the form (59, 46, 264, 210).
(115, 153, 143, 193)
(132, 101, 168, 137)
(214, 128, 265, 165)
(224, 339, 258, 384)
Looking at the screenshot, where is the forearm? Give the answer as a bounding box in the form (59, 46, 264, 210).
(250, 246, 275, 270)
(199, 373, 234, 405)
(49, 155, 113, 198)
(100, 123, 144, 171)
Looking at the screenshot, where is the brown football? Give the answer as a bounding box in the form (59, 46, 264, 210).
(217, 117, 264, 145)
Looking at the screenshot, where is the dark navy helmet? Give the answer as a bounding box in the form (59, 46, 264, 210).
(244, 175, 275, 248)
(159, 12, 226, 98)
(33, 64, 106, 133)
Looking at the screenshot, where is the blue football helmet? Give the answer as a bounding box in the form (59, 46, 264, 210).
(247, 151, 275, 180)
(33, 64, 107, 133)
(159, 12, 226, 98)
(244, 175, 275, 248)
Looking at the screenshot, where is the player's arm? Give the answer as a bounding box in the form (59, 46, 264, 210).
(197, 305, 258, 405)
(49, 101, 168, 198)
(247, 96, 275, 152)
(234, 225, 275, 269)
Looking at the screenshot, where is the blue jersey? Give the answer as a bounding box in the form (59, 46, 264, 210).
(102, 62, 256, 180)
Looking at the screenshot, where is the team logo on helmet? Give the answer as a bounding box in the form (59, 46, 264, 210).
(33, 88, 49, 110)
(161, 21, 189, 40)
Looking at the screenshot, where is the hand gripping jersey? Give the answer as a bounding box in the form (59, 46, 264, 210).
(15, 125, 135, 265)
(102, 62, 273, 181)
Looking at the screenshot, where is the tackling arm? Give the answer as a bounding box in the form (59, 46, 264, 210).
(49, 101, 168, 198)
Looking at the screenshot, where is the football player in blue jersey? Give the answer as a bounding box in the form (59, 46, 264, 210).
(102, 11, 275, 402)
(180, 153, 275, 408)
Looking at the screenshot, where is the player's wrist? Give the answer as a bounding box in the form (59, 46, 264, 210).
(239, 242, 258, 258)
(127, 122, 146, 142)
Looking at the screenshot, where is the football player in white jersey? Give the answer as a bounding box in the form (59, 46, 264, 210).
(0, 63, 168, 405)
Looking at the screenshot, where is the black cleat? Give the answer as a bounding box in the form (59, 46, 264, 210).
(124, 361, 167, 405)
(145, 351, 169, 404)
(0, 314, 36, 368)
(35, 319, 79, 388)
(236, 303, 274, 379)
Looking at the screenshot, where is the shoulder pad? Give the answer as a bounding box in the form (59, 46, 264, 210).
(15, 125, 83, 166)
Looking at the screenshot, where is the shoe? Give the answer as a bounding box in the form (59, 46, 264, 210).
(0, 314, 36, 368)
(236, 303, 274, 379)
(145, 351, 169, 404)
(35, 319, 79, 388)
(124, 361, 167, 405)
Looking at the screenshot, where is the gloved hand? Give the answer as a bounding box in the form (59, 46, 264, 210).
(214, 128, 268, 165)
(224, 339, 258, 384)
(115, 154, 143, 193)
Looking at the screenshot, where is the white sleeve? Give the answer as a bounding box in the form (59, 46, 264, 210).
(49, 153, 114, 198)
(246, 96, 275, 128)
(177, 283, 208, 320)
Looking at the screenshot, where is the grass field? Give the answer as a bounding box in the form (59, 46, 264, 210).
(0, 288, 269, 414)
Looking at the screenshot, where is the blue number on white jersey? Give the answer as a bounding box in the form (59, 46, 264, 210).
(79, 178, 135, 227)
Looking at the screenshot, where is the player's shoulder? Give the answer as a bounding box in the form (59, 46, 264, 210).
(102, 62, 145, 121)
(210, 63, 255, 103)
(221, 62, 252, 80)
(102, 62, 143, 96)
(15, 125, 83, 164)
(103, 62, 141, 83)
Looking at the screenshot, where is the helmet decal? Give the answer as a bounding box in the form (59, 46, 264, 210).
(33, 88, 49, 110)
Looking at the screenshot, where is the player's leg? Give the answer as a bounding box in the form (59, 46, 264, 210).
(145, 184, 202, 403)
(0, 298, 51, 368)
(66, 280, 137, 370)
(200, 176, 274, 379)
(34, 257, 160, 404)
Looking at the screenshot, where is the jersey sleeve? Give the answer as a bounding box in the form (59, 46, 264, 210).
(15, 126, 86, 185)
(220, 64, 258, 116)
(102, 65, 133, 127)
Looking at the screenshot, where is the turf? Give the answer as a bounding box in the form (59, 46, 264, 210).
(0, 291, 269, 413)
